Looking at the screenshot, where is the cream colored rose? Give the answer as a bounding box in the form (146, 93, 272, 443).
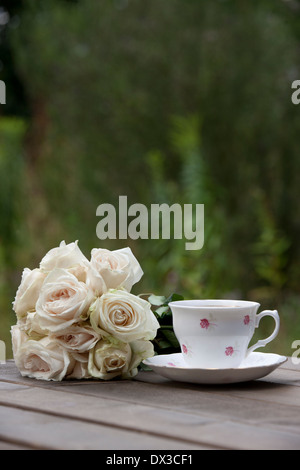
(88, 337, 154, 380)
(53, 324, 100, 353)
(123, 339, 155, 379)
(13, 268, 46, 319)
(13, 334, 74, 381)
(90, 289, 160, 343)
(11, 323, 29, 357)
(67, 352, 91, 379)
(89, 247, 143, 292)
(40, 240, 90, 274)
(35, 268, 94, 333)
(85, 265, 107, 297)
(88, 338, 132, 380)
(18, 311, 47, 338)
(12, 314, 46, 345)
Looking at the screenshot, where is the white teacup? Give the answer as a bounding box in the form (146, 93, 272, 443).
(169, 299, 280, 369)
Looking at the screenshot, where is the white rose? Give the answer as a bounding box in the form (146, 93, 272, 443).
(13, 268, 46, 319)
(11, 323, 29, 357)
(13, 335, 74, 381)
(40, 240, 90, 274)
(88, 338, 132, 380)
(89, 247, 143, 292)
(53, 324, 100, 353)
(123, 340, 155, 379)
(67, 352, 91, 380)
(85, 265, 107, 297)
(20, 311, 47, 337)
(90, 289, 160, 343)
(13, 313, 46, 341)
(88, 338, 154, 380)
(35, 268, 94, 333)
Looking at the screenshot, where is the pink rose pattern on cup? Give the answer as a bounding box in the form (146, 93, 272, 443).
(225, 346, 234, 356)
(198, 314, 251, 359)
(181, 315, 251, 361)
(200, 318, 217, 330)
(182, 344, 188, 355)
(199, 315, 251, 330)
(181, 343, 193, 358)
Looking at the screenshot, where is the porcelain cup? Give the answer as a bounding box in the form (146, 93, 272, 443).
(169, 300, 280, 369)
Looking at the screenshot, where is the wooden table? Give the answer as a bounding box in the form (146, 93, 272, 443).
(0, 358, 300, 451)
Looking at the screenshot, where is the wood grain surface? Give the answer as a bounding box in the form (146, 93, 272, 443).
(0, 359, 300, 450)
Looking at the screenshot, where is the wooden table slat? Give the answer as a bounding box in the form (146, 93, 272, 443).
(0, 359, 300, 450)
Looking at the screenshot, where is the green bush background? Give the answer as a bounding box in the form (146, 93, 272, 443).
(1, 0, 300, 358)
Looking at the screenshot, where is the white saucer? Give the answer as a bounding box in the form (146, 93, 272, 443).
(143, 352, 287, 385)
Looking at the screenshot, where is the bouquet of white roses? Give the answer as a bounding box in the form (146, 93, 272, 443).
(11, 241, 160, 381)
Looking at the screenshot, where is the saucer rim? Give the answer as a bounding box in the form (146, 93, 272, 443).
(143, 351, 288, 372)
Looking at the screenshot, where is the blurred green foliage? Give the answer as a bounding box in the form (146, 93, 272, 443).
(1, 0, 300, 356)
(0, 117, 26, 356)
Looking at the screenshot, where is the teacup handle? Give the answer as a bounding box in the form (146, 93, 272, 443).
(247, 310, 280, 356)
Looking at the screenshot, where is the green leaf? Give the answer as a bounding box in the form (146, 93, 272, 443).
(156, 338, 172, 349)
(161, 329, 180, 348)
(148, 294, 167, 306)
(139, 362, 152, 371)
(154, 305, 170, 317)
